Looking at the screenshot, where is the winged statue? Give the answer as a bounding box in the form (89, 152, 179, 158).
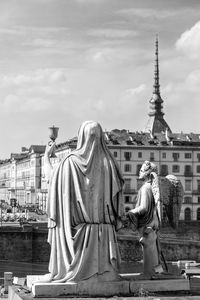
(125, 161, 184, 278)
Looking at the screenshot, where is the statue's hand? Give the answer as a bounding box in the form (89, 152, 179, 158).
(128, 208, 137, 214)
(44, 142, 56, 182)
(120, 215, 130, 229)
(120, 215, 128, 222)
(45, 142, 56, 158)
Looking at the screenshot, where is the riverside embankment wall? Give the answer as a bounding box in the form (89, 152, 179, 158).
(0, 223, 200, 263)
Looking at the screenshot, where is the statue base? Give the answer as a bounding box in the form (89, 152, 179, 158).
(6, 274, 190, 298)
(27, 275, 130, 298)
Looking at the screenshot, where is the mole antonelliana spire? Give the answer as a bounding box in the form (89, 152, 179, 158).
(144, 36, 172, 135)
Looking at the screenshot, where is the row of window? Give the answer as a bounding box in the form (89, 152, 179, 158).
(114, 151, 200, 161)
(125, 195, 200, 204)
(124, 177, 200, 194)
(183, 196, 200, 203)
(123, 163, 200, 175)
(124, 164, 200, 176)
(16, 171, 31, 179)
(160, 164, 200, 174)
(124, 205, 200, 221)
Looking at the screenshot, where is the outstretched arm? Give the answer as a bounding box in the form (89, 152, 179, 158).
(126, 186, 151, 231)
(44, 142, 56, 182)
(130, 187, 149, 215)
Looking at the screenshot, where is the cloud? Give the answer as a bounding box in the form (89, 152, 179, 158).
(162, 83, 174, 94)
(0, 68, 71, 113)
(27, 37, 71, 49)
(0, 25, 71, 60)
(184, 69, 200, 92)
(92, 48, 112, 63)
(0, 68, 68, 87)
(88, 28, 138, 39)
(176, 20, 200, 59)
(31, 38, 59, 48)
(0, 27, 25, 36)
(89, 46, 141, 67)
(0, 25, 69, 39)
(74, 0, 105, 3)
(87, 98, 105, 112)
(123, 84, 146, 97)
(2, 94, 52, 112)
(105, 84, 147, 116)
(116, 8, 179, 19)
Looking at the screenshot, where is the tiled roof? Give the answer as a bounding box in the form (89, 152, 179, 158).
(56, 137, 77, 150)
(57, 130, 200, 149)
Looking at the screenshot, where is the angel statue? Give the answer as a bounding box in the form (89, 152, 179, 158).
(127, 160, 183, 279)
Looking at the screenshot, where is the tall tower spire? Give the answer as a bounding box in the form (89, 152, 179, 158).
(154, 35, 160, 96)
(149, 36, 164, 117)
(144, 36, 172, 134)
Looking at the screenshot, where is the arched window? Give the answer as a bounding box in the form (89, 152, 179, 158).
(185, 207, 191, 221)
(197, 208, 200, 221)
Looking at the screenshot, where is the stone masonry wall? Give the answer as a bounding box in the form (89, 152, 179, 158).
(0, 226, 33, 262)
(0, 225, 200, 264)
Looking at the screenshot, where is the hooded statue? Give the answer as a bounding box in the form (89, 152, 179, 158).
(45, 121, 124, 283)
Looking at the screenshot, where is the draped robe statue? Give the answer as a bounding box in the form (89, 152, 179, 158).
(44, 121, 124, 283)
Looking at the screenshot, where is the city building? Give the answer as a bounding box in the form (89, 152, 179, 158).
(0, 38, 200, 222)
(0, 146, 45, 210)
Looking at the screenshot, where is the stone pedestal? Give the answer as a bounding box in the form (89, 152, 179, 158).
(24, 274, 190, 298)
(27, 275, 130, 298)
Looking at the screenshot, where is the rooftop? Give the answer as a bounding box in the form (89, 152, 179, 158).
(55, 130, 200, 150)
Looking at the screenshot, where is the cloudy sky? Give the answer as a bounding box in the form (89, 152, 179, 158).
(0, 0, 200, 158)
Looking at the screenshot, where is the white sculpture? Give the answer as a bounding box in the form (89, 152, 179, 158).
(43, 121, 124, 283)
(127, 161, 183, 278)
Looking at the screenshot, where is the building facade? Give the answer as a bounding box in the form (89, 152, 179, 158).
(0, 146, 45, 210)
